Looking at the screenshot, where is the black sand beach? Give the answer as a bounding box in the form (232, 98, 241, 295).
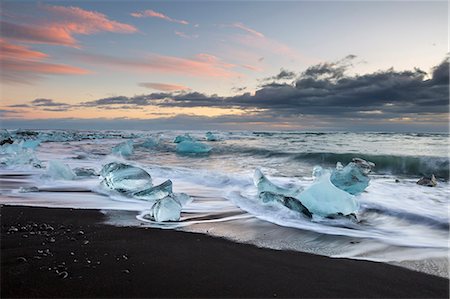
(1, 205, 448, 298)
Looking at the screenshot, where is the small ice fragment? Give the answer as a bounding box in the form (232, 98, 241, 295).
(133, 180, 173, 201)
(46, 160, 76, 180)
(100, 162, 152, 193)
(298, 172, 358, 217)
(205, 131, 219, 141)
(254, 168, 300, 197)
(312, 166, 324, 181)
(173, 134, 193, 143)
(18, 186, 39, 193)
(112, 141, 133, 157)
(330, 158, 375, 195)
(148, 195, 182, 222)
(176, 140, 211, 154)
(73, 167, 98, 177)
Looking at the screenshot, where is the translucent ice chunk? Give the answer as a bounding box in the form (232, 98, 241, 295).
(133, 180, 173, 201)
(148, 195, 182, 222)
(330, 158, 375, 195)
(254, 168, 301, 197)
(173, 134, 193, 143)
(112, 141, 134, 157)
(259, 191, 312, 218)
(298, 172, 358, 217)
(0, 142, 41, 167)
(46, 160, 76, 180)
(22, 139, 41, 150)
(139, 137, 159, 148)
(100, 162, 152, 193)
(176, 140, 211, 154)
(205, 131, 219, 141)
(73, 167, 98, 177)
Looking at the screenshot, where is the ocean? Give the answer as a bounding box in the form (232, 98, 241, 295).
(1, 129, 448, 277)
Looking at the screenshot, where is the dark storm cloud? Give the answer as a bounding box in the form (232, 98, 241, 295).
(264, 68, 297, 81)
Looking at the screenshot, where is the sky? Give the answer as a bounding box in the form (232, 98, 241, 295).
(0, 0, 448, 132)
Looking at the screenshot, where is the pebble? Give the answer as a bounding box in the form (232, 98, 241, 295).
(77, 230, 84, 235)
(49, 237, 56, 243)
(122, 269, 130, 274)
(82, 240, 90, 245)
(58, 271, 69, 279)
(16, 257, 27, 263)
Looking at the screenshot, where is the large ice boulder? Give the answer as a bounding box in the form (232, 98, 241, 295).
(298, 171, 358, 217)
(176, 140, 211, 154)
(100, 162, 152, 193)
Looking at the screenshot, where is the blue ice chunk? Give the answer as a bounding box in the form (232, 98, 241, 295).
(298, 172, 358, 217)
(148, 195, 182, 222)
(176, 140, 211, 154)
(254, 168, 301, 197)
(139, 137, 159, 148)
(112, 140, 134, 157)
(173, 134, 193, 143)
(330, 158, 375, 195)
(22, 139, 41, 150)
(133, 179, 173, 201)
(205, 131, 219, 141)
(0, 142, 41, 167)
(46, 160, 76, 180)
(100, 162, 152, 193)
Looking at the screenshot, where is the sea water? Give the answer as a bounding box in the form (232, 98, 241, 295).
(0, 130, 448, 277)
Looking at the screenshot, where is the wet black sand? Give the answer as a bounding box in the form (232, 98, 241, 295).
(1, 205, 448, 298)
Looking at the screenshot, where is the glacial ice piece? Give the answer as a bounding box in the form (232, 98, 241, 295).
(176, 140, 211, 154)
(46, 160, 76, 180)
(173, 134, 193, 143)
(330, 158, 375, 195)
(205, 131, 219, 141)
(139, 137, 159, 148)
(0, 129, 13, 146)
(73, 167, 98, 177)
(21, 139, 41, 150)
(100, 162, 152, 193)
(133, 180, 173, 201)
(259, 192, 312, 218)
(254, 168, 301, 197)
(18, 186, 39, 193)
(0, 142, 41, 168)
(298, 172, 358, 217)
(112, 141, 134, 157)
(148, 195, 182, 222)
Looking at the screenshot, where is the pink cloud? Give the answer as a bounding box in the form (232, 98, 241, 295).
(0, 38, 48, 60)
(131, 9, 188, 25)
(0, 40, 89, 83)
(77, 52, 240, 78)
(241, 64, 263, 72)
(1, 5, 137, 47)
(175, 31, 199, 39)
(230, 22, 264, 38)
(138, 82, 191, 92)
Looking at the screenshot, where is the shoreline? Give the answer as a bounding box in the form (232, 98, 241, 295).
(1, 205, 448, 298)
